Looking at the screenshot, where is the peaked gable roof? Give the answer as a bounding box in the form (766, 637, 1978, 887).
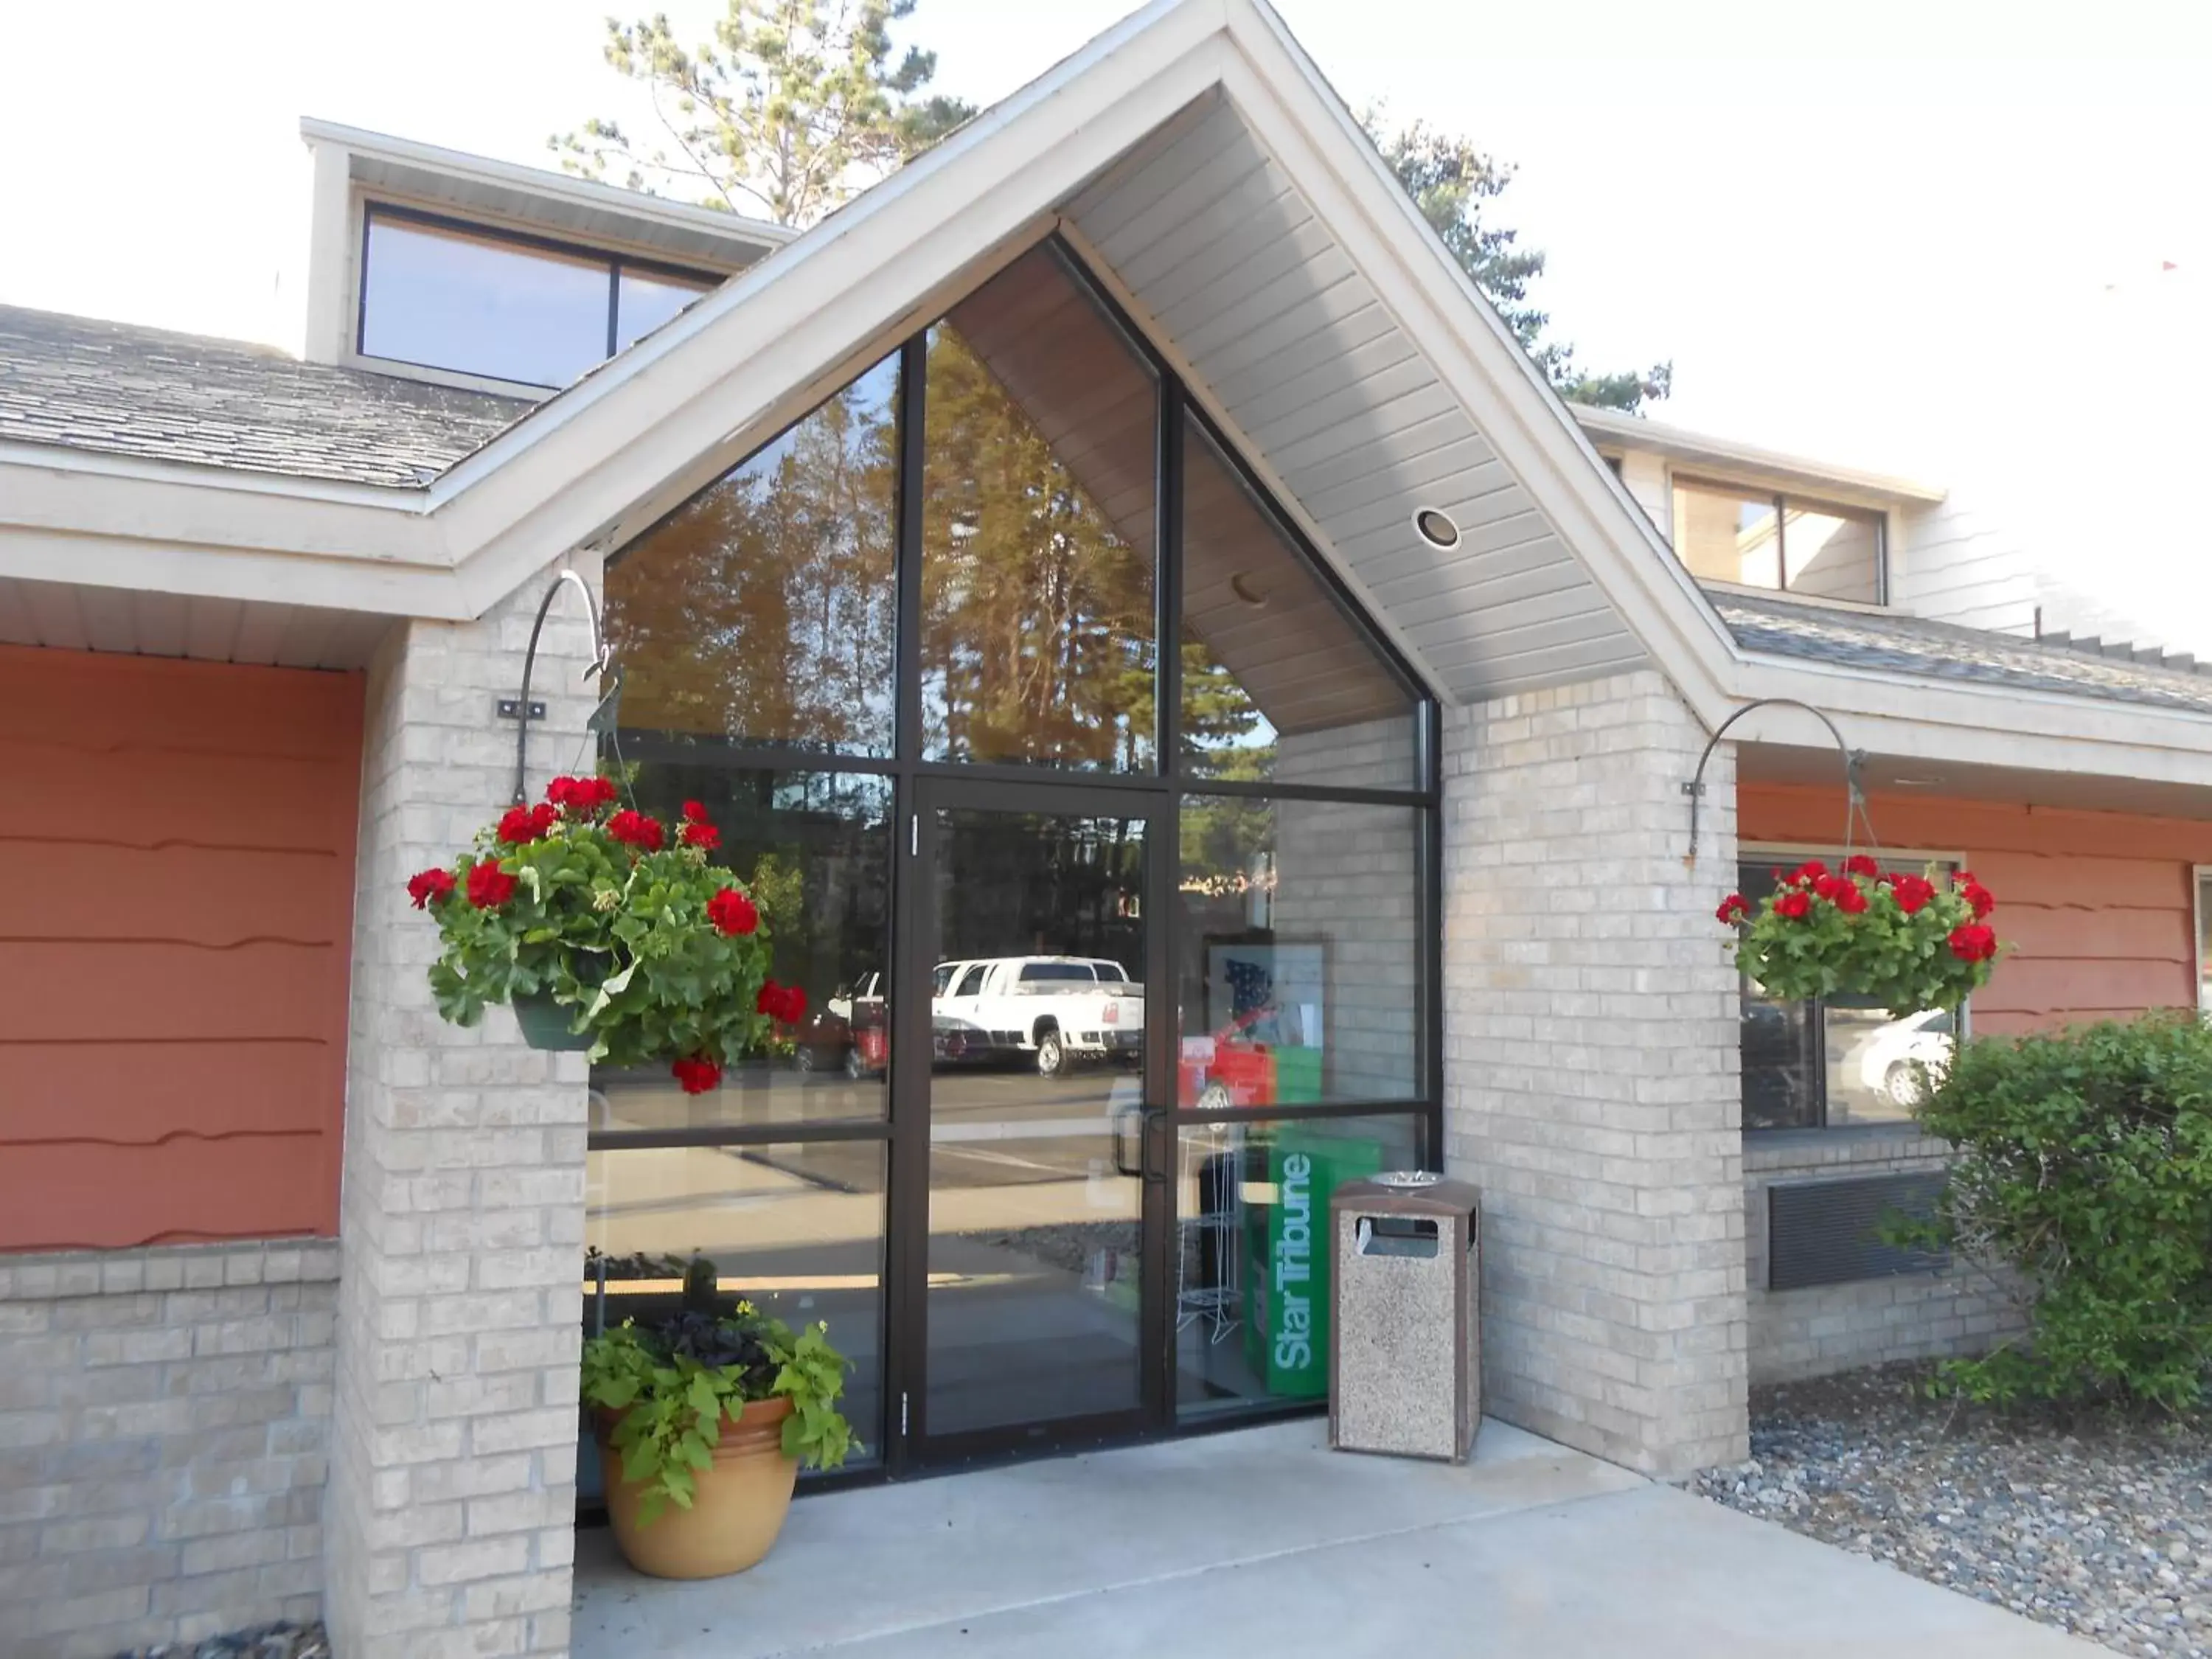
(4, 0, 2208, 795)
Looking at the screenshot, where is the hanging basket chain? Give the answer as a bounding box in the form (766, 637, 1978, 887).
(511, 568, 627, 808)
(1682, 698, 1869, 868)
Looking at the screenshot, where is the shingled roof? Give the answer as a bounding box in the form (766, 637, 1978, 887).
(1715, 588, 2212, 719)
(0, 305, 534, 488)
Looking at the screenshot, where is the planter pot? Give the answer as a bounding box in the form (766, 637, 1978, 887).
(511, 992, 592, 1051)
(597, 1395, 798, 1579)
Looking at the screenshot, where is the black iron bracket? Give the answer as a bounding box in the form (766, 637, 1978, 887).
(510, 568, 622, 805)
(1683, 698, 1865, 867)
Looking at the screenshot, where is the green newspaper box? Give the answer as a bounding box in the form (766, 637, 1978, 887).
(1242, 1123, 1387, 1397)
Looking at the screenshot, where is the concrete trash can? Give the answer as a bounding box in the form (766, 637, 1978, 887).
(1329, 1172, 1481, 1462)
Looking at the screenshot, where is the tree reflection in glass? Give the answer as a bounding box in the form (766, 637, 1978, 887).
(606, 352, 901, 755)
(921, 246, 1159, 771)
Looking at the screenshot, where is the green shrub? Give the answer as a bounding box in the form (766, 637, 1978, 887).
(1900, 1012, 2212, 1410)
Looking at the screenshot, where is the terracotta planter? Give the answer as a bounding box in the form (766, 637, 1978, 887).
(597, 1395, 798, 1579)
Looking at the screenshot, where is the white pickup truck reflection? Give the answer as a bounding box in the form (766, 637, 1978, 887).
(931, 956, 1144, 1077)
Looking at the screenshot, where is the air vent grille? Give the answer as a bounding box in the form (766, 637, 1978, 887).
(1767, 1172, 1948, 1291)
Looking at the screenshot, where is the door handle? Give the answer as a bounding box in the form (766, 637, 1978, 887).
(1112, 1107, 1169, 1184)
(1111, 1105, 1145, 1178)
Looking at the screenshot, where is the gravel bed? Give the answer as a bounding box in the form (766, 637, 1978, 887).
(118, 1622, 327, 1659)
(1696, 1364, 2212, 1657)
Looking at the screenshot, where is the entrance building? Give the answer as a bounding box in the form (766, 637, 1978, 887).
(582, 238, 1443, 1478)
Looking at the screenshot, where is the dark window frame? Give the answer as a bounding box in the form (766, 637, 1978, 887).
(594, 233, 1444, 1128)
(1672, 473, 1890, 606)
(355, 201, 723, 386)
(588, 233, 1444, 1483)
(1737, 848, 1966, 1133)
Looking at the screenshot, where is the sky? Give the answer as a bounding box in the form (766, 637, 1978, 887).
(2, 0, 2208, 629)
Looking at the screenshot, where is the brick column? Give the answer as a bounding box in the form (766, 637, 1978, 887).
(326, 558, 601, 1658)
(1440, 669, 1747, 1478)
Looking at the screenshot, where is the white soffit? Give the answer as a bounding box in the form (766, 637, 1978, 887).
(1066, 93, 1648, 702)
(0, 577, 387, 670)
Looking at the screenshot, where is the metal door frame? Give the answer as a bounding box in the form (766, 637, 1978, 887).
(884, 776, 1174, 1472)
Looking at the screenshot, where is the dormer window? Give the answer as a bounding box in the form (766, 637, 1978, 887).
(1672, 475, 1886, 605)
(356, 205, 718, 390)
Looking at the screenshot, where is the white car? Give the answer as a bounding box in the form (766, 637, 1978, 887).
(1853, 1008, 1956, 1107)
(931, 956, 1144, 1076)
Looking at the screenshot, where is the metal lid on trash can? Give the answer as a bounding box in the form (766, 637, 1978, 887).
(1332, 1172, 1480, 1215)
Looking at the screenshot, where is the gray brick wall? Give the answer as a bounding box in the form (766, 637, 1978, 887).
(327, 561, 599, 1658)
(1746, 1131, 2026, 1382)
(1441, 669, 1749, 1478)
(0, 1240, 337, 1659)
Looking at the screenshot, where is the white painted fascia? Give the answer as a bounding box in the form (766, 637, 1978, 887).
(298, 116, 796, 252)
(0, 446, 471, 617)
(1572, 405, 1949, 507)
(1725, 650, 2212, 793)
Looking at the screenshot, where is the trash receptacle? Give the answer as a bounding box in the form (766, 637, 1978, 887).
(1329, 1172, 1480, 1462)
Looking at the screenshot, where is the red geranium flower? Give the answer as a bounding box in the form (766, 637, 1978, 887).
(1891, 873, 1935, 914)
(466, 862, 517, 910)
(1832, 882, 1868, 915)
(607, 809, 666, 852)
(1716, 893, 1750, 925)
(1812, 874, 1850, 902)
(1961, 880, 1996, 920)
(1792, 860, 1828, 884)
(754, 981, 807, 1024)
(1843, 854, 1881, 878)
(549, 775, 621, 815)
(681, 800, 710, 824)
(1774, 889, 1812, 920)
(498, 802, 558, 844)
(708, 888, 758, 936)
(681, 821, 721, 850)
(671, 1054, 721, 1095)
(406, 867, 456, 909)
(1947, 923, 1997, 963)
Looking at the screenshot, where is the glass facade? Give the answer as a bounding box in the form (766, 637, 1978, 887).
(1173, 1114, 1419, 1419)
(358, 206, 717, 387)
(1671, 477, 1885, 605)
(1178, 796, 1422, 1106)
(1181, 424, 1417, 790)
(921, 247, 1159, 771)
(607, 353, 901, 755)
(592, 235, 1438, 1484)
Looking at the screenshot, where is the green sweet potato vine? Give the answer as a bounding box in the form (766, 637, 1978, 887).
(1717, 855, 2000, 1013)
(581, 1259, 852, 1523)
(406, 776, 809, 1091)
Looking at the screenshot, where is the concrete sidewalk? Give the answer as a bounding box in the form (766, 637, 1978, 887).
(571, 1418, 2096, 1658)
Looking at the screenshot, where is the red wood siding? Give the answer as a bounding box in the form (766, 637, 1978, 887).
(1739, 783, 2212, 1035)
(0, 646, 362, 1249)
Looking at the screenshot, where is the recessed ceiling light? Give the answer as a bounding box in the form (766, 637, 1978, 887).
(1230, 572, 1270, 608)
(1413, 508, 1461, 551)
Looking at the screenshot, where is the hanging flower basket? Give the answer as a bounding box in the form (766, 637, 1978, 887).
(1717, 856, 2001, 1013)
(406, 776, 807, 1091)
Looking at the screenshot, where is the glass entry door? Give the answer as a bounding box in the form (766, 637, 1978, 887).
(897, 780, 1166, 1461)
